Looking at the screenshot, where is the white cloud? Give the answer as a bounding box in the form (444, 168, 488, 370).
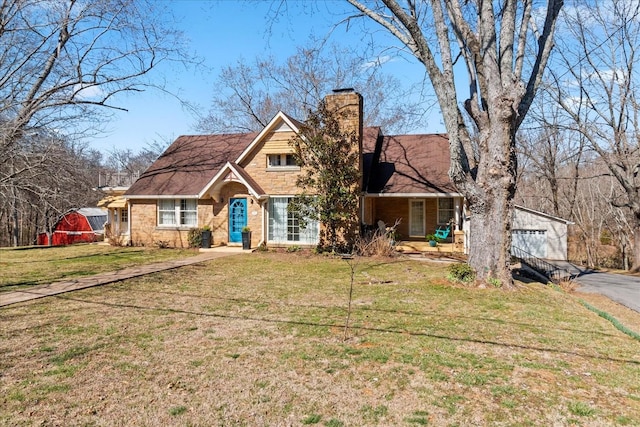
(73, 83, 103, 100)
(361, 55, 394, 70)
(592, 68, 626, 83)
(562, 95, 599, 115)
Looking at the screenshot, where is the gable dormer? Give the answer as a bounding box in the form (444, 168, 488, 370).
(232, 112, 303, 195)
(235, 112, 301, 167)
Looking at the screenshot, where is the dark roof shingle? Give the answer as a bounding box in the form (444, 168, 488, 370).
(365, 133, 456, 194)
(125, 133, 257, 196)
(125, 126, 457, 198)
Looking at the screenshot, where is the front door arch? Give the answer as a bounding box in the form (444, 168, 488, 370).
(229, 198, 247, 243)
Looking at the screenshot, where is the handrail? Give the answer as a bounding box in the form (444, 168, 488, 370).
(511, 246, 571, 284)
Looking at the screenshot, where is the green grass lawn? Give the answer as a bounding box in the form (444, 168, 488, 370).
(1, 250, 639, 426)
(0, 244, 196, 292)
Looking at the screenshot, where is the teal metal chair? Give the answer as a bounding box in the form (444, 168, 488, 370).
(434, 224, 450, 240)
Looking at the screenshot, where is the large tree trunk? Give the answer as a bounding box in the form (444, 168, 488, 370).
(468, 191, 514, 286)
(456, 90, 519, 285)
(451, 136, 518, 285)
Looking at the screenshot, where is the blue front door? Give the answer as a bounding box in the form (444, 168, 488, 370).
(229, 198, 247, 243)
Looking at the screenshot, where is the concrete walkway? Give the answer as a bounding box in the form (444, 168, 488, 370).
(0, 247, 245, 308)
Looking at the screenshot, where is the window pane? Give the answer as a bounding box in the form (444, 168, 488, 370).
(438, 198, 455, 224)
(269, 197, 287, 242)
(180, 211, 197, 226)
(299, 213, 319, 244)
(287, 208, 300, 241)
(159, 199, 175, 210)
(268, 154, 299, 167)
(181, 199, 197, 210)
(285, 154, 297, 166)
(268, 154, 281, 166)
(269, 197, 318, 244)
(158, 199, 176, 225)
(180, 199, 197, 226)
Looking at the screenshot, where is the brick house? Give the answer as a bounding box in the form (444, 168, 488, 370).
(122, 90, 466, 250)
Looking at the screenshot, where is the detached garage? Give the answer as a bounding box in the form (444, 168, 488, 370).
(511, 206, 572, 261)
(38, 208, 107, 246)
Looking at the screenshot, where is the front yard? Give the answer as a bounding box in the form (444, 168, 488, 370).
(1, 249, 639, 426)
(0, 244, 196, 293)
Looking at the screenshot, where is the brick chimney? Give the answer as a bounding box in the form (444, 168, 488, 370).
(324, 89, 364, 238)
(324, 88, 363, 186)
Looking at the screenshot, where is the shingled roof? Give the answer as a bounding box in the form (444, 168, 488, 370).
(126, 133, 257, 197)
(363, 129, 456, 195)
(125, 125, 457, 198)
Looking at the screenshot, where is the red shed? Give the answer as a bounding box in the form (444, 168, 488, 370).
(38, 208, 107, 246)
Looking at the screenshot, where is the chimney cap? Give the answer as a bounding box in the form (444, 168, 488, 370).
(332, 88, 355, 93)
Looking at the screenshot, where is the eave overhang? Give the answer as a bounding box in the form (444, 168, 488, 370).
(200, 162, 267, 202)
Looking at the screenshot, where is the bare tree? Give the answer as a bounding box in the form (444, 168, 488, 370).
(549, 1, 640, 269)
(516, 89, 586, 219)
(0, 132, 102, 246)
(570, 162, 633, 270)
(104, 138, 169, 176)
(0, 0, 188, 246)
(342, 0, 562, 285)
(197, 42, 431, 134)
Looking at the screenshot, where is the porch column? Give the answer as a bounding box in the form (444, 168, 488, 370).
(454, 198, 462, 231)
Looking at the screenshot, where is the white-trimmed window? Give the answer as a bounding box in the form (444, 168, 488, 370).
(438, 198, 455, 225)
(158, 199, 197, 227)
(268, 197, 318, 244)
(267, 154, 298, 168)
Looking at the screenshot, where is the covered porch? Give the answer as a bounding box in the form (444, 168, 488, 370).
(97, 188, 130, 246)
(395, 229, 466, 254)
(362, 194, 466, 251)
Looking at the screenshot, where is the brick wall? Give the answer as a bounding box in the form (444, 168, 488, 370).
(374, 198, 410, 238)
(240, 130, 302, 195)
(130, 198, 216, 248)
(370, 197, 439, 241)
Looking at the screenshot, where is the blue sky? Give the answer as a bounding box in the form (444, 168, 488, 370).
(95, 0, 438, 157)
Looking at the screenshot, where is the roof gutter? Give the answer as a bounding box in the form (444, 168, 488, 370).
(124, 195, 200, 199)
(364, 192, 463, 198)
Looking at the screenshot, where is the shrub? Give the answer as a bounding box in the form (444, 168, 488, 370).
(354, 219, 400, 257)
(155, 240, 170, 249)
(447, 262, 475, 284)
(187, 228, 202, 248)
(354, 231, 396, 257)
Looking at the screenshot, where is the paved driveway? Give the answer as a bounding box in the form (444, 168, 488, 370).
(575, 271, 640, 313)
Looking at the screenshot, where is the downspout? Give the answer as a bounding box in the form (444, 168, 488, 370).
(127, 202, 131, 246)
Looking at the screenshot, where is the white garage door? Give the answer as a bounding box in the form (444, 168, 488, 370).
(512, 229, 547, 258)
